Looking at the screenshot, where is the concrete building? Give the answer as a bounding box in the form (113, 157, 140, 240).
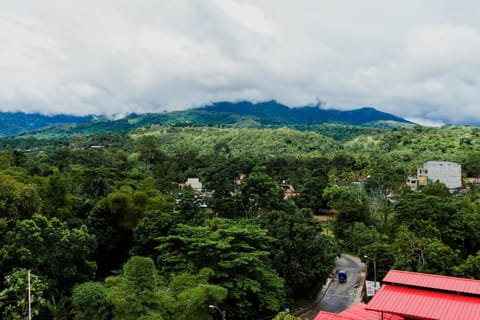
(179, 178, 203, 191)
(417, 161, 462, 190)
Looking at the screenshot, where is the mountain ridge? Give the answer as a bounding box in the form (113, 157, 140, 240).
(196, 100, 412, 125)
(0, 101, 413, 137)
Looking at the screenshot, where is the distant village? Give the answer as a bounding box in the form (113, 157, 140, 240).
(178, 160, 476, 213)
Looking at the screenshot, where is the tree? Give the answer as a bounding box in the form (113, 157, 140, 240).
(72, 257, 227, 320)
(105, 256, 173, 320)
(0, 172, 40, 227)
(0, 269, 48, 320)
(176, 187, 208, 226)
(359, 242, 395, 282)
(239, 166, 287, 217)
(294, 170, 328, 214)
(156, 219, 286, 319)
(78, 167, 119, 200)
(343, 222, 376, 254)
(391, 225, 460, 275)
(87, 185, 173, 277)
(323, 185, 369, 239)
(168, 268, 227, 320)
(72, 282, 111, 320)
(0, 215, 97, 296)
(273, 312, 308, 320)
(203, 157, 246, 219)
(258, 210, 338, 300)
(131, 210, 177, 258)
(453, 251, 480, 279)
(36, 168, 70, 218)
(135, 135, 166, 172)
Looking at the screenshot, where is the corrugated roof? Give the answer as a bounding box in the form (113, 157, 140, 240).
(313, 303, 404, 320)
(340, 302, 404, 320)
(313, 311, 356, 320)
(383, 270, 480, 295)
(366, 285, 480, 320)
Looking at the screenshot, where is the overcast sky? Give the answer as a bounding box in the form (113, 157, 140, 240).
(1, 1, 480, 125)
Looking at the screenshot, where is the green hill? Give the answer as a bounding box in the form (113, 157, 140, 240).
(0, 101, 412, 137)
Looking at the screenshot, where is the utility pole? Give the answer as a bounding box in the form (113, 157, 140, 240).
(28, 270, 31, 320)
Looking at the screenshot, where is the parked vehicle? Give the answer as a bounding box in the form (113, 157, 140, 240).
(338, 270, 347, 283)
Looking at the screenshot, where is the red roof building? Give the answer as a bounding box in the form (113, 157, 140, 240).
(314, 312, 354, 320)
(366, 285, 480, 320)
(366, 270, 480, 320)
(314, 270, 480, 320)
(339, 302, 403, 320)
(314, 303, 404, 320)
(382, 269, 480, 295)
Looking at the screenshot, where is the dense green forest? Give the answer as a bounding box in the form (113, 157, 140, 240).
(1, 122, 480, 319)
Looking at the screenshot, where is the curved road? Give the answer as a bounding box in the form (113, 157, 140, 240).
(303, 254, 366, 319)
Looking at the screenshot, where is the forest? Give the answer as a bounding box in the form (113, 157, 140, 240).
(1, 122, 480, 319)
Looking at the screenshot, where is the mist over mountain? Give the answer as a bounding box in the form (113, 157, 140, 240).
(0, 101, 412, 137)
(197, 101, 412, 125)
(0, 112, 94, 137)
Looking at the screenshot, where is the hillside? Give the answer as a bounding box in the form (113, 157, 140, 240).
(0, 101, 412, 137)
(197, 100, 412, 125)
(0, 112, 93, 136)
(130, 126, 341, 158)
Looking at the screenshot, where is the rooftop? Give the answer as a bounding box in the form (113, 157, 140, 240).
(383, 269, 480, 295)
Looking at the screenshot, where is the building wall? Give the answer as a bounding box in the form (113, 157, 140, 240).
(420, 161, 462, 189)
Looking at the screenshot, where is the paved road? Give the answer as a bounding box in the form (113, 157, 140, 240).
(304, 254, 365, 319)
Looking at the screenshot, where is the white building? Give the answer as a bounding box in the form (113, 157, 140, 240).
(417, 161, 462, 190)
(183, 178, 203, 191)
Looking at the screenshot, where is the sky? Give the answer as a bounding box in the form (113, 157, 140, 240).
(1, 1, 480, 125)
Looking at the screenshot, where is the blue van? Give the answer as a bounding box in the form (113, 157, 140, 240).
(338, 270, 347, 283)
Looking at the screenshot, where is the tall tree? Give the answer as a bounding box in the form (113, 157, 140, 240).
(0, 215, 96, 296)
(156, 219, 286, 319)
(0, 172, 40, 227)
(87, 185, 173, 277)
(72, 257, 227, 320)
(258, 210, 338, 300)
(323, 185, 369, 239)
(239, 166, 287, 218)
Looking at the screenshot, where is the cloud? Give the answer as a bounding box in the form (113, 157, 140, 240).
(0, 1, 480, 124)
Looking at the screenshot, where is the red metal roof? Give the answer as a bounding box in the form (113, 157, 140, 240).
(383, 270, 480, 295)
(313, 312, 355, 320)
(340, 302, 404, 320)
(366, 285, 480, 320)
(313, 303, 404, 320)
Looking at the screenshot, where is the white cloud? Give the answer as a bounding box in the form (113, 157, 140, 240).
(212, 0, 274, 35)
(0, 1, 480, 124)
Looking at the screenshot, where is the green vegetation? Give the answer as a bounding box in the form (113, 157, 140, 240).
(1, 118, 480, 319)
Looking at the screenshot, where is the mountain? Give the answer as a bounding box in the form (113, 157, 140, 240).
(0, 112, 94, 137)
(197, 101, 412, 125)
(0, 101, 413, 137)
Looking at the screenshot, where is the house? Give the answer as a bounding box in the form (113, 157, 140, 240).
(406, 175, 418, 190)
(179, 178, 203, 192)
(178, 178, 214, 212)
(281, 181, 298, 198)
(352, 176, 367, 185)
(407, 161, 462, 191)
